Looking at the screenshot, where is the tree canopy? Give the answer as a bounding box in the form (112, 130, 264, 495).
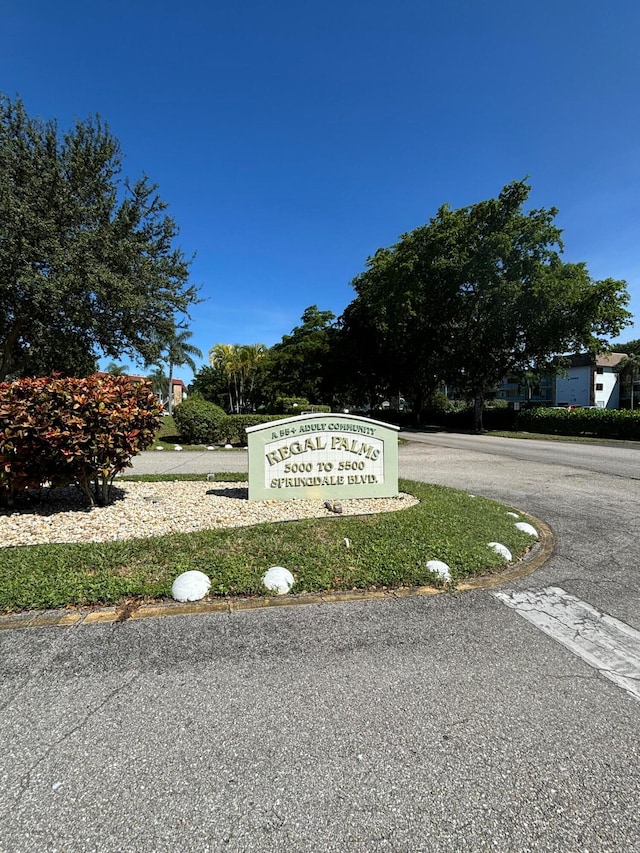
(344, 180, 632, 428)
(261, 306, 338, 406)
(0, 94, 200, 380)
(208, 342, 267, 413)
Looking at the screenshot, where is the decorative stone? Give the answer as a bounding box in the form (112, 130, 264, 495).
(515, 521, 538, 538)
(224, 443, 233, 449)
(207, 446, 215, 450)
(426, 559, 451, 583)
(174, 445, 182, 451)
(344, 538, 350, 548)
(156, 446, 164, 451)
(171, 570, 211, 602)
(506, 512, 519, 518)
(262, 566, 295, 595)
(488, 542, 512, 562)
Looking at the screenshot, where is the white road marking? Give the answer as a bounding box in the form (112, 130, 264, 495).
(492, 586, 640, 703)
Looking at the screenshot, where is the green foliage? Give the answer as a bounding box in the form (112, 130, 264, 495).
(517, 407, 640, 439)
(172, 398, 226, 443)
(161, 325, 202, 414)
(0, 93, 199, 380)
(218, 414, 275, 445)
(261, 306, 339, 406)
(189, 365, 229, 408)
(0, 374, 162, 506)
(147, 366, 169, 400)
(0, 478, 536, 612)
(613, 348, 640, 410)
(209, 343, 267, 413)
(266, 396, 311, 415)
(343, 180, 632, 429)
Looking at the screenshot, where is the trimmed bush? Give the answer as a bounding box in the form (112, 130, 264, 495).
(517, 407, 640, 439)
(218, 414, 275, 446)
(173, 398, 227, 444)
(265, 397, 310, 415)
(0, 374, 162, 507)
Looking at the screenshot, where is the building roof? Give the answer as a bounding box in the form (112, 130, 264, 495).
(96, 371, 148, 382)
(565, 352, 627, 368)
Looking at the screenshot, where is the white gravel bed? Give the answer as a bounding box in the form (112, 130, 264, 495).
(0, 481, 419, 548)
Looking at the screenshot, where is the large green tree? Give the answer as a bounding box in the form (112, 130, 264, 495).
(0, 94, 199, 380)
(262, 306, 338, 406)
(345, 180, 632, 428)
(189, 364, 229, 408)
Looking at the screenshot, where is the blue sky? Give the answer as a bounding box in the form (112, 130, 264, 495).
(3, 0, 639, 383)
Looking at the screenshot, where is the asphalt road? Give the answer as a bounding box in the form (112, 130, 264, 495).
(1, 434, 639, 852)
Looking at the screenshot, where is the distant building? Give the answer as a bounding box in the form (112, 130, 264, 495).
(97, 372, 188, 411)
(554, 352, 626, 409)
(494, 352, 627, 410)
(170, 378, 188, 409)
(495, 375, 554, 408)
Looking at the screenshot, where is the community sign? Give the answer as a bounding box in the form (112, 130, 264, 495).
(246, 413, 399, 501)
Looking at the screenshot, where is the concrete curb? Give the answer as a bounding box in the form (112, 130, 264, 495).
(0, 511, 553, 632)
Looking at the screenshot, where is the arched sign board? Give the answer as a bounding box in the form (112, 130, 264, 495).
(246, 413, 400, 502)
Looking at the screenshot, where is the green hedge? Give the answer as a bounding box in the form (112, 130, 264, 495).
(264, 398, 331, 416)
(517, 407, 640, 439)
(218, 414, 275, 446)
(173, 398, 227, 443)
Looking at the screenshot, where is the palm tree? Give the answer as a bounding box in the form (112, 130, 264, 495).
(615, 353, 640, 410)
(210, 343, 239, 412)
(209, 343, 266, 412)
(147, 366, 169, 404)
(164, 327, 202, 414)
(238, 343, 267, 412)
(105, 361, 129, 376)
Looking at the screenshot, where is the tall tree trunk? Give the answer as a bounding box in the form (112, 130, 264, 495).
(0, 320, 24, 382)
(167, 361, 174, 414)
(473, 393, 485, 432)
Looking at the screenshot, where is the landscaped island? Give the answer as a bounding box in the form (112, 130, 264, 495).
(0, 476, 539, 613)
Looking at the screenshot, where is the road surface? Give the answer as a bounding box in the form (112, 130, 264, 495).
(1, 433, 639, 852)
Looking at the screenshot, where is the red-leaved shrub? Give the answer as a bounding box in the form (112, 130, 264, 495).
(0, 374, 162, 507)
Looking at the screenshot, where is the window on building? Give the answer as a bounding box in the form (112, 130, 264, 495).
(595, 383, 604, 391)
(596, 367, 604, 374)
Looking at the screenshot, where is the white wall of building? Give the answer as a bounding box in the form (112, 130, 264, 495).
(594, 368, 619, 409)
(555, 367, 591, 407)
(555, 365, 620, 408)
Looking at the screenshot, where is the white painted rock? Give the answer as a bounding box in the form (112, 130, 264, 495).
(515, 521, 538, 538)
(262, 566, 295, 595)
(506, 512, 519, 519)
(224, 443, 233, 449)
(171, 570, 211, 602)
(156, 446, 164, 451)
(488, 542, 512, 562)
(207, 446, 215, 450)
(426, 560, 452, 582)
(174, 445, 182, 451)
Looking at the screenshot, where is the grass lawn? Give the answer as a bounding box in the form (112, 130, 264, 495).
(151, 415, 220, 451)
(0, 476, 538, 613)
